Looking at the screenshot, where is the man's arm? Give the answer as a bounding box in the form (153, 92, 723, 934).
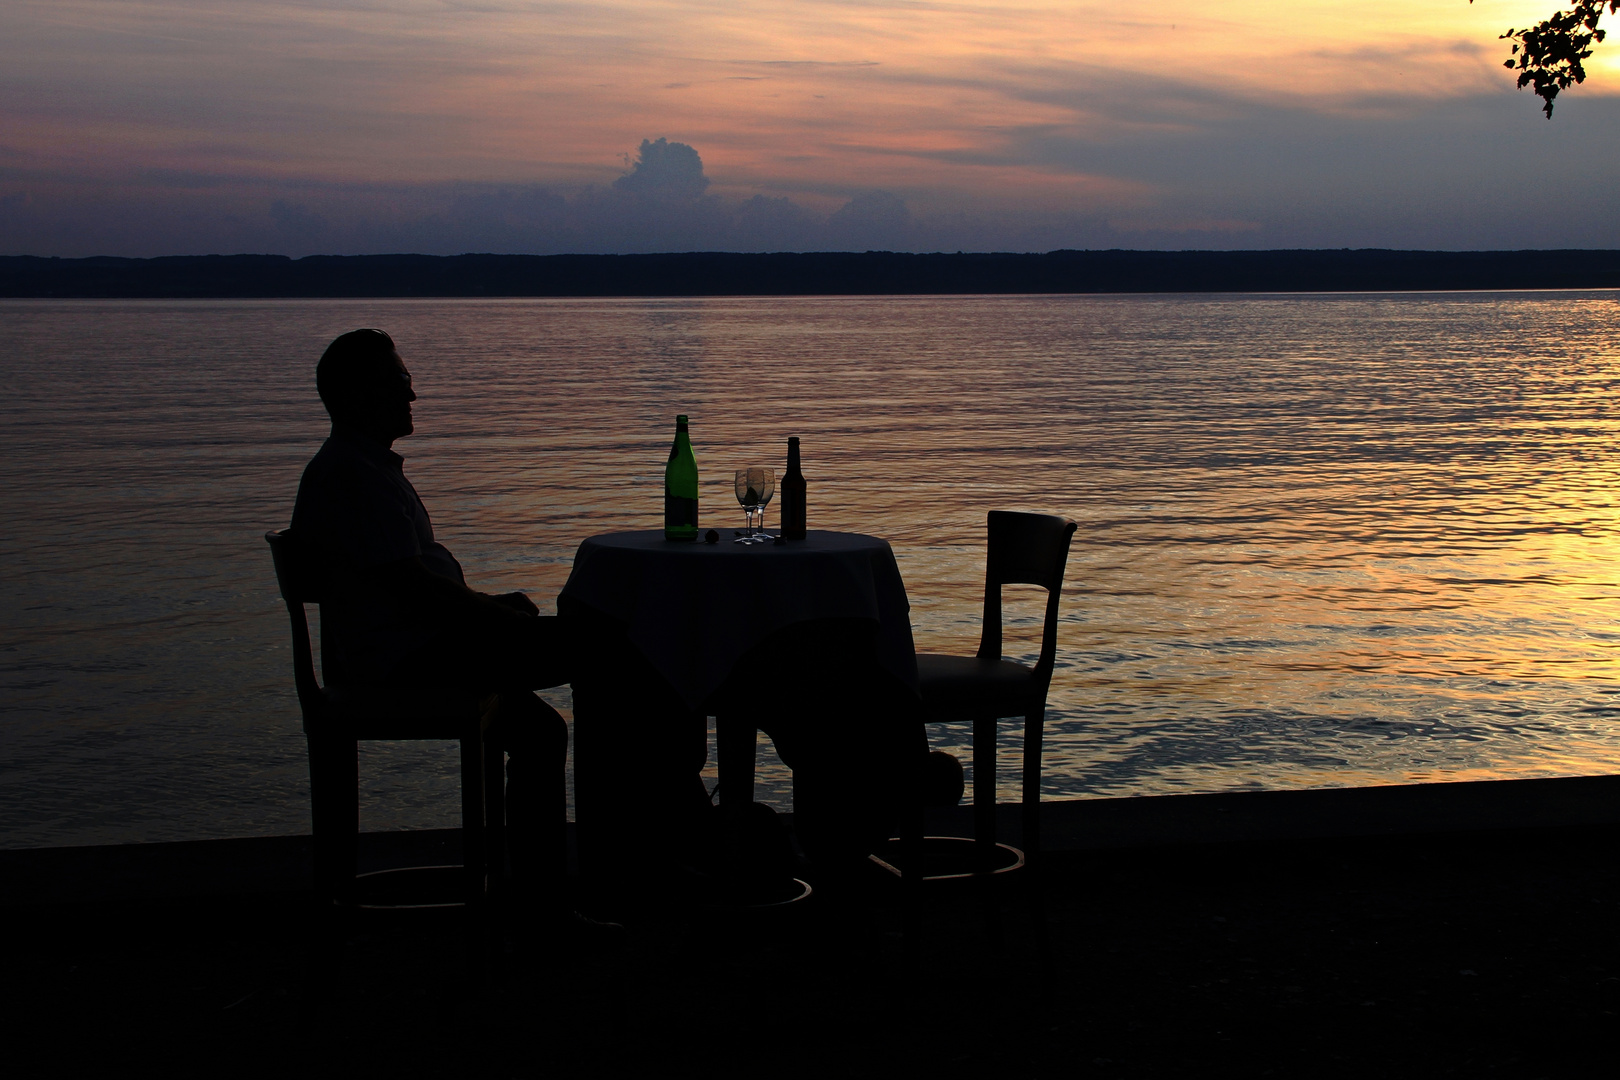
(372, 555, 541, 629)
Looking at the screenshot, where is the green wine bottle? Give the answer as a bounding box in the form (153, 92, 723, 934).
(664, 413, 699, 541)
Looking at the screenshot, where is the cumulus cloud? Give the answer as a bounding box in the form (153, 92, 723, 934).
(8, 93, 1620, 258)
(612, 138, 710, 201)
(728, 194, 821, 251)
(0, 137, 946, 257)
(826, 191, 913, 251)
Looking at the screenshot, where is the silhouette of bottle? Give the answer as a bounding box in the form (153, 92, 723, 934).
(781, 436, 806, 540)
(664, 414, 699, 541)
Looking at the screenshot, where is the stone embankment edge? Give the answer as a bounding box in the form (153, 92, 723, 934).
(3, 773, 1616, 906)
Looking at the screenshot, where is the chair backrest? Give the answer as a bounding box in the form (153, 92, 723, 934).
(266, 528, 327, 720)
(976, 511, 1079, 688)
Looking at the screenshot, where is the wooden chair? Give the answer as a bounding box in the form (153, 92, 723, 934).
(265, 529, 503, 913)
(913, 511, 1078, 875)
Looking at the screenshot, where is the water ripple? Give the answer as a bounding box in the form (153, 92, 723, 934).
(3, 293, 1620, 845)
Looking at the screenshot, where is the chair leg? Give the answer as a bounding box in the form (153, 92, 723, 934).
(570, 682, 600, 879)
(972, 715, 998, 871)
(461, 734, 487, 899)
(550, 728, 567, 916)
(307, 733, 358, 906)
(303, 733, 356, 1013)
(901, 778, 924, 972)
(1021, 707, 1044, 867)
(972, 714, 1001, 946)
(1022, 707, 1049, 973)
(461, 732, 489, 986)
(484, 740, 507, 890)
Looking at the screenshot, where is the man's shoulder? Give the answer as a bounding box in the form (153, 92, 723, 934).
(294, 437, 364, 516)
(295, 438, 358, 507)
(297, 434, 408, 498)
(291, 434, 426, 564)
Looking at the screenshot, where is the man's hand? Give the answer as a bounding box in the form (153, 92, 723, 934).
(491, 591, 540, 617)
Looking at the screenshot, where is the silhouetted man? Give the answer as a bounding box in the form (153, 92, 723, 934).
(290, 328, 591, 932)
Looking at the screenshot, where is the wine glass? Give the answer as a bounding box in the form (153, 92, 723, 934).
(752, 468, 776, 539)
(734, 469, 760, 539)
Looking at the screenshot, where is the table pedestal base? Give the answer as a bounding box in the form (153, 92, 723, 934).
(868, 836, 1025, 883)
(702, 874, 814, 910)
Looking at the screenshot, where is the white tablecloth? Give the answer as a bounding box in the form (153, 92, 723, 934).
(559, 530, 918, 710)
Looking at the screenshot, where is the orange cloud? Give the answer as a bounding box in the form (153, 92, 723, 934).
(3, 0, 1618, 254)
(3, 0, 1573, 200)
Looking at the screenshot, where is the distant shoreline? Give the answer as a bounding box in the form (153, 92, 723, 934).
(4, 249, 1620, 298)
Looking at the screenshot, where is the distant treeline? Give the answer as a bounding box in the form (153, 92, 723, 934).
(4, 250, 1620, 298)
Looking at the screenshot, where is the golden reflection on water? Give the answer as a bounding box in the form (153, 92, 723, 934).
(3, 292, 1620, 843)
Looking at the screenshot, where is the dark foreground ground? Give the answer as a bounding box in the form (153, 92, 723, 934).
(4, 819, 1617, 1077)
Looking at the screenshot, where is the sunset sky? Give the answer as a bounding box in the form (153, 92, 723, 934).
(2, 0, 1618, 255)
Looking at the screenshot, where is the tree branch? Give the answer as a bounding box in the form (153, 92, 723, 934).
(1478, 0, 1617, 116)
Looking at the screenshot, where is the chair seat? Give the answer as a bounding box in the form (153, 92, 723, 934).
(915, 652, 1039, 719)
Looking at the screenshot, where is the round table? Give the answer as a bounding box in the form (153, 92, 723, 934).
(559, 529, 918, 712)
(559, 530, 920, 888)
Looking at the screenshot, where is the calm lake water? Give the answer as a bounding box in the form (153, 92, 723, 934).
(3, 293, 1620, 848)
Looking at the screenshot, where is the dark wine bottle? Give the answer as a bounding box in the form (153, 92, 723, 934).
(781, 436, 807, 540)
(664, 414, 699, 541)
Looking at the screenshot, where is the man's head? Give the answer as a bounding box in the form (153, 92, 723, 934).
(316, 329, 415, 444)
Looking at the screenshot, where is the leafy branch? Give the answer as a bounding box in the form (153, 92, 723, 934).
(1480, 0, 1618, 116)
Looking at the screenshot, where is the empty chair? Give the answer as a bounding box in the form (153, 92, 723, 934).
(266, 528, 504, 913)
(914, 510, 1078, 873)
